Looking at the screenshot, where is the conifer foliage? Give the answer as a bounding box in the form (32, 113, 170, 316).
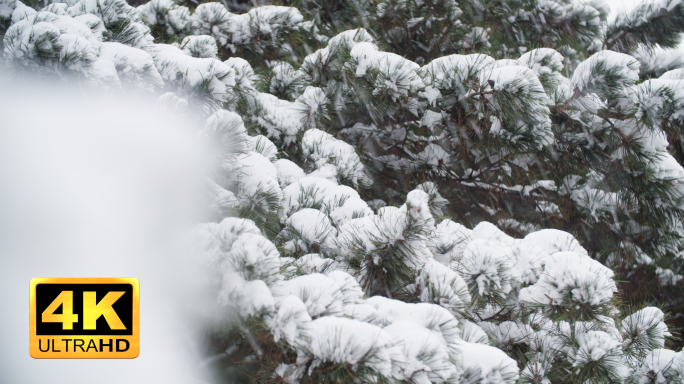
(3, 0, 684, 382)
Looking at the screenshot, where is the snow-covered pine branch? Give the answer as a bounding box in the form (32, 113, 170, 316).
(3, 0, 684, 382)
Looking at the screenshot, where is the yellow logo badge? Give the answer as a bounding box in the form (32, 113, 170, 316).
(29, 277, 139, 359)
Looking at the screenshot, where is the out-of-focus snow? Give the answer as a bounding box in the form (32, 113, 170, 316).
(0, 80, 216, 384)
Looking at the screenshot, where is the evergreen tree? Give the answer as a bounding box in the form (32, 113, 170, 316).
(3, 0, 684, 382)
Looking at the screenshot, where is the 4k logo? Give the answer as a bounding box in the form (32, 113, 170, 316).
(29, 277, 139, 358)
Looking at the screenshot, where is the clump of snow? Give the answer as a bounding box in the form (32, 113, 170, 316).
(458, 341, 519, 384)
(518, 48, 564, 75)
(278, 208, 335, 255)
(274, 159, 305, 188)
(429, 219, 473, 265)
(230, 151, 282, 215)
(180, 35, 218, 58)
(291, 253, 340, 275)
(519, 251, 617, 308)
(418, 259, 471, 316)
(4, 12, 100, 73)
(621, 307, 671, 351)
(384, 320, 457, 382)
(265, 295, 311, 346)
(350, 41, 423, 102)
(224, 57, 256, 89)
(571, 51, 639, 97)
(253, 92, 303, 146)
(302, 128, 370, 187)
(281, 176, 367, 222)
(568, 330, 623, 368)
(302, 316, 397, 379)
(271, 273, 344, 318)
(98, 42, 163, 91)
(631, 348, 684, 382)
(191, 2, 231, 46)
(150, 43, 235, 102)
(246, 134, 278, 161)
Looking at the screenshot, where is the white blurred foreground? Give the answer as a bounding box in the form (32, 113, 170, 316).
(0, 80, 216, 384)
